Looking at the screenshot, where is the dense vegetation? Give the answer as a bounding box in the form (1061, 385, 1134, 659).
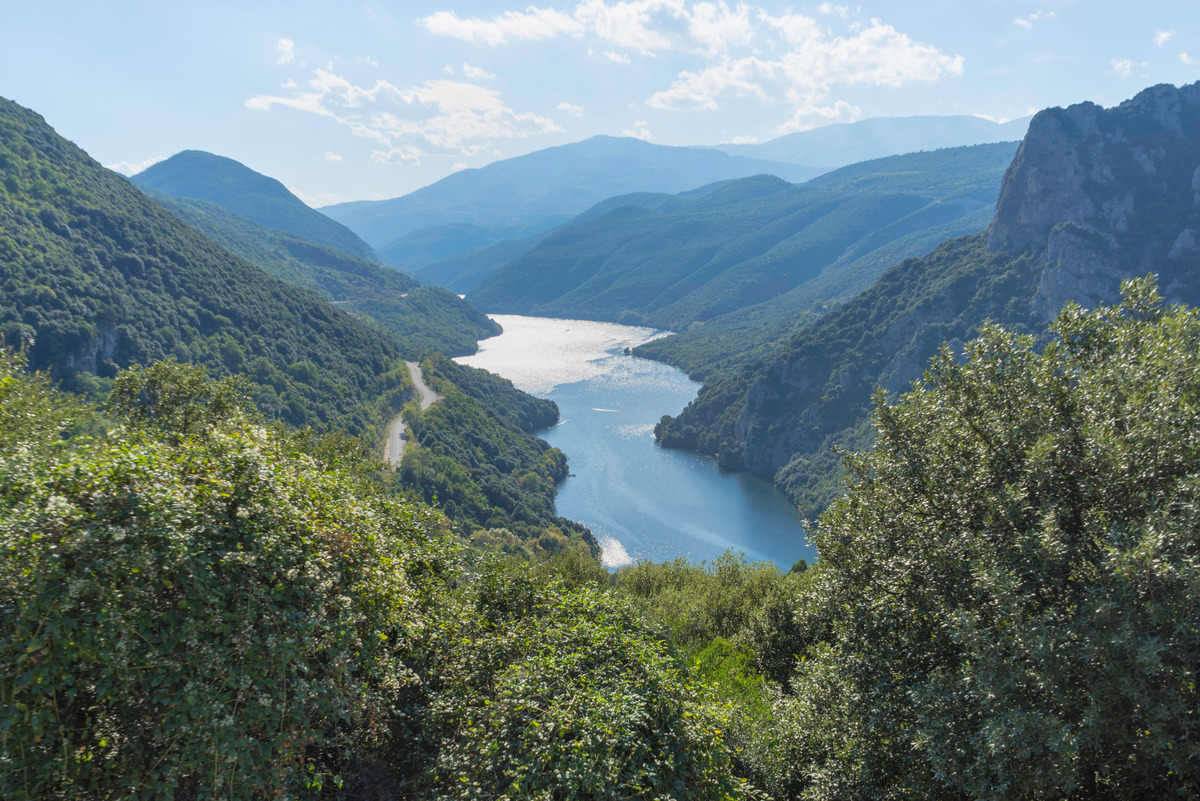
(469, 143, 1015, 332)
(395, 353, 593, 558)
(9, 280, 1195, 798)
(0, 97, 418, 436)
(145, 190, 500, 356)
(132, 149, 378, 262)
(0, 352, 753, 799)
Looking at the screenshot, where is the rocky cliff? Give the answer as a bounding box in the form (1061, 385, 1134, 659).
(657, 82, 1200, 517)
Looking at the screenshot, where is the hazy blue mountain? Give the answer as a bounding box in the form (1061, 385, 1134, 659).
(132, 150, 378, 262)
(718, 114, 1030, 167)
(321, 135, 824, 252)
(656, 83, 1200, 516)
(468, 142, 1019, 331)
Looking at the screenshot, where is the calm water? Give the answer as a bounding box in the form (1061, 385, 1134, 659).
(455, 315, 815, 570)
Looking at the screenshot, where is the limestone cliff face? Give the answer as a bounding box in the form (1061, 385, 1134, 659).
(988, 82, 1200, 318)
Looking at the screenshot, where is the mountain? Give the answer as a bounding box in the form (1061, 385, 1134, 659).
(718, 114, 1032, 166)
(0, 97, 414, 435)
(468, 142, 1019, 331)
(132, 150, 378, 262)
(321, 135, 824, 253)
(656, 82, 1200, 517)
(143, 190, 499, 355)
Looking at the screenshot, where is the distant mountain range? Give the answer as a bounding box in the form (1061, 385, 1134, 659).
(132, 150, 378, 262)
(467, 142, 1019, 334)
(717, 114, 1031, 166)
(321, 135, 823, 255)
(655, 82, 1200, 516)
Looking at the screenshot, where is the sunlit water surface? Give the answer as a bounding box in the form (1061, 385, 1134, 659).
(455, 315, 815, 570)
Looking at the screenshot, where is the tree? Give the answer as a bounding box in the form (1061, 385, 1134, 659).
(785, 278, 1200, 799)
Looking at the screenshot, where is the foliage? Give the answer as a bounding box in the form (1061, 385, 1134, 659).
(0, 356, 458, 799)
(412, 563, 761, 801)
(782, 279, 1200, 799)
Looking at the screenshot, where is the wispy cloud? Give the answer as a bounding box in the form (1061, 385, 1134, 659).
(106, 156, 167, 176)
(1013, 9, 1055, 29)
(451, 162, 470, 171)
(419, 7, 584, 46)
(1111, 58, 1133, 78)
(604, 50, 632, 64)
(777, 100, 861, 134)
(246, 66, 562, 164)
(1183, 52, 1198, 65)
(558, 101, 585, 116)
(276, 38, 296, 65)
(1154, 29, 1176, 47)
(324, 150, 342, 162)
(817, 3, 849, 19)
(462, 62, 496, 80)
(622, 120, 652, 140)
(725, 134, 758, 144)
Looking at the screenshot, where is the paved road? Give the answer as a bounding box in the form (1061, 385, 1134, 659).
(383, 361, 443, 469)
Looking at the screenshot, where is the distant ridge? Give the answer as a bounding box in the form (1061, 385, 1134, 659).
(718, 114, 1031, 167)
(321, 135, 823, 253)
(133, 150, 378, 262)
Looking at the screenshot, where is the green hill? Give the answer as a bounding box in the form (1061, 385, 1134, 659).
(469, 142, 1018, 331)
(0, 96, 410, 435)
(132, 149, 378, 262)
(144, 190, 499, 356)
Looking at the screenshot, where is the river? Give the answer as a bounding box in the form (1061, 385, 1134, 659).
(455, 315, 815, 570)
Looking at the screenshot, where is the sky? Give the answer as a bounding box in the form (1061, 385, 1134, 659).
(2, 1, 1198, 207)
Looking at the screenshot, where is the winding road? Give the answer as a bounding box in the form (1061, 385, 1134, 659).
(383, 361, 442, 469)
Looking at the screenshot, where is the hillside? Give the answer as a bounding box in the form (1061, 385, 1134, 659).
(469, 142, 1019, 331)
(0, 97, 419, 435)
(718, 113, 1031, 166)
(132, 149, 378, 262)
(144, 190, 500, 355)
(322, 135, 823, 258)
(657, 82, 1200, 516)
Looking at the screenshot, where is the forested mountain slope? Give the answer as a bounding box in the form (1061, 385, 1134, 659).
(469, 142, 1018, 331)
(144, 190, 499, 355)
(657, 82, 1200, 516)
(132, 149, 378, 262)
(0, 97, 411, 435)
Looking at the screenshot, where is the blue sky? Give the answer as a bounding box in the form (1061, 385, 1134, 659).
(2, 1, 1197, 205)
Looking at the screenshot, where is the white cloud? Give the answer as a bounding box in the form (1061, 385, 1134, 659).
(276, 38, 296, 65)
(443, 63, 456, 75)
(649, 14, 961, 113)
(324, 150, 342, 161)
(973, 113, 1014, 125)
(463, 62, 497, 79)
(1111, 58, 1133, 78)
(622, 119, 653, 140)
(604, 50, 632, 64)
(725, 134, 758, 144)
(776, 100, 861, 134)
(1154, 29, 1176, 47)
(418, 7, 584, 46)
(365, 55, 380, 67)
(1183, 52, 1198, 65)
(817, 3, 848, 18)
(105, 155, 167, 176)
(558, 101, 585, 116)
(451, 162, 470, 171)
(246, 67, 563, 164)
(282, 79, 298, 89)
(1013, 9, 1055, 29)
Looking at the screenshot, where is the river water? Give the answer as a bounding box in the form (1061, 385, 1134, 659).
(455, 315, 815, 570)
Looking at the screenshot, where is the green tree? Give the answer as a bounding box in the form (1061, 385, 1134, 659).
(783, 277, 1200, 799)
